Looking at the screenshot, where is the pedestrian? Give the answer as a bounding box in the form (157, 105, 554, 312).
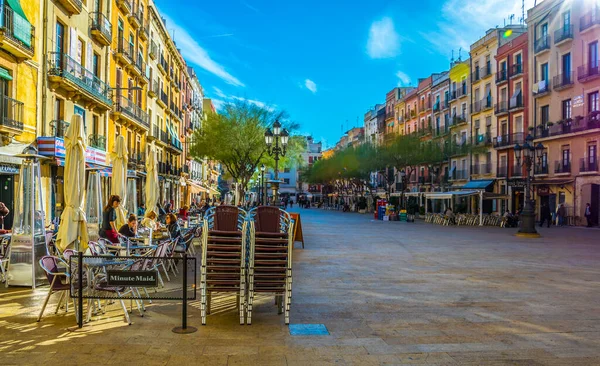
(100, 195, 120, 243)
(556, 203, 566, 226)
(540, 203, 551, 228)
(289, 199, 294, 208)
(585, 203, 592, 227)
(137, 203, 145, 217)
(179, 205, 189, 220)
(0, 202, 9, 230)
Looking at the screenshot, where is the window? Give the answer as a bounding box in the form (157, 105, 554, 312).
(56, 21, 65, 55)
(77, 38, 83, 66)
(541, 23, 548, 38)
(562, 53, 571, 77)
(589, 91, 599, 112)
(589, 41, 598, 69)
(461, 103, 467, 118)
(501, 121, 508, 136)
(515, 115, 523, 133)
(283, 178, 290, 185)
(589, 144, 597, 165)
(563, 11, 571, 28)
(541, 151, 547, 168)
(562, 99, 571, 119)
(541, 62, 549, 82)
(562, 148, 570, 170)
(541, 105, 549, 124)
(92, 115, 98, 135)
(92, 52, 99, 77)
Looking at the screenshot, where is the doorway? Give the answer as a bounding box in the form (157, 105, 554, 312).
(592, 184, 599, 226)
(0, 174, 15, 229)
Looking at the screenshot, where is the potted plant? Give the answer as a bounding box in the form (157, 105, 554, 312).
(528, 126, 535, 131)
(546, 121, 554, 127)
(537, 124, 545, 130)
(557, 120, 564, 125)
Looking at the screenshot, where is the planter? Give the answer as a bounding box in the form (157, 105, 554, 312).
(547, 122, 554, 127)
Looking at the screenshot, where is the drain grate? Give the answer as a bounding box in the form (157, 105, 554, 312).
(289, 324, 329, 336)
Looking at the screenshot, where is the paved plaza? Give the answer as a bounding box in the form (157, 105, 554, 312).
(1, 209, 600, 365)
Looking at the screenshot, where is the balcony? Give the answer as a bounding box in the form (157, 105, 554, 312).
(114, 37, 133, 65)
(47, 52, 112, 110)
(433, 124, 449, 138)
(472, 98, 492, 114)
(451, 169, 468, 180)
(157, 90, 168, 108)
(158, 55, 167, 75)
(55, 0, 82, 15)
(554, 25, 573, 46)
(577, 62, 600, 83)
(89, 134, 106, 150)
(534, 35, 551, 54)
(131, 55, 145, 78)
(433, 102, 440, 113)
(580, 9, 600, 33)
(494, 101, 508, 116)
(451, 114, 467, 127)
(116, 0, 131, 15)
(474, 132, 492, 146)
(553, 72, 574, 91)
(0, 95, 24, 135)
(457, 84, 468, 99)
(149, 41, 158, 60)
(534, 165, 548, 175)
(533, 80, 551, 97)
(512, 164, 523, 177)
(148, 79, 159, 98)
(497, 165, 508, 178)
(494, 132, 525, 148)
(0, 5, 35, 61)
(510, 63, 523, 79)
(50, 119, 69, 138)
(448, 141, 470, 156)
(139, 21, 148, 41)
(580, 157, 598, 174)
(554, 161, 571, 174)
(89, 12, 112, 46)
(128, 5, 142, 29)
(160, 129, 169, 145)
(535, 114, 600, 140)
(472, 162, 492, 175)
(496, 69, 508, 84)
(509, 95, 524, 111)
(449, 90, 457, 101)
(481, 65, 493, 80)
(471, 69, 481, 83)
(113, 95, 149, 130)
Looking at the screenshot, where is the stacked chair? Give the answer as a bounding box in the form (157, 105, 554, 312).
(199, 205, 294, 325)
(246, 207, 293, 325)
(200, 206, 248, 325)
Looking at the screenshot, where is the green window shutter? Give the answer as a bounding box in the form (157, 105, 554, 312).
(6, 0, 32, 47)
(0, 67, 13, 80)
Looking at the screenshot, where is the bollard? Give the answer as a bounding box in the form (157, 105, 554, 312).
(172, 253, 197, 334)
(78, 251, 83, 329)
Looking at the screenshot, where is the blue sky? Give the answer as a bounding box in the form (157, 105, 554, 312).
(156, 0, 536, 148)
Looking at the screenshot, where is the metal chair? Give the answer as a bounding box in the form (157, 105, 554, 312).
(200, 205, 248, 325)
(37, 256, 77, 322)
(0, 236, 10, 287)
(246, 206, 293, 325)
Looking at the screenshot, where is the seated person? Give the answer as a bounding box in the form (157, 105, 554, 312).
(119, 214, 138, 238)
(445, 208, 456, 224)
(166, 213, 184, 251)
(179, 205, 189, 221)
(141, 210, 160, 230)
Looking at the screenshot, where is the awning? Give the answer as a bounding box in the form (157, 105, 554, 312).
(188, 182, 207, 194)
(531, 179, 574, 186)
(425, 190, 479, 200)
(0, 67, 12, 81)
(86, 162, 112, 177)
(483, 192, 509, 200)
(0, 138, 29, 165)
(461, 180, 494, 190)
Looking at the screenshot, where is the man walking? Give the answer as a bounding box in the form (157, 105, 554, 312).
(556, 203, 566, 226)
(585, 203, 592, 227)
(540, 203, 551, 228)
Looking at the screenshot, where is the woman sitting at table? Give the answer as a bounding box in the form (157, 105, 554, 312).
(119, 214, 138, 238)
(178, 205, 189, 221)
(166, 213, 184, 250)
(99, 195, 121, 243)
(141, 210, 160, 230)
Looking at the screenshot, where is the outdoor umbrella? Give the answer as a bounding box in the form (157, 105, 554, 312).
(145, 141, 159, 216)
(110, 135, 128, 229)
(55, 114, 89, 252)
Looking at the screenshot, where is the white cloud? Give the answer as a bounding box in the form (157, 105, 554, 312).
(161, 13, 244, 87)
(231, 96, 275, 111)
(304, 79, 317, 93)
(366, 17, 400, 59)
(213, 87, 228, 99)
(421, 0, 537, 55)
(396, 71, 411, 86)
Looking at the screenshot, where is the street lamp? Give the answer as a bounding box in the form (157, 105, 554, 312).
(264, 120, 289, 204)
(260, 164, 265, 205)
(399, 169, 407, 208)
(514, 134, 544, 237)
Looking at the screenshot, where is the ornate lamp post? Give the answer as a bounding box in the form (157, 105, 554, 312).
(514, 134, 545, 236)
(264, 120, 289, 205)
(260, 164, 265, 205)
(399, 169, 407, 208)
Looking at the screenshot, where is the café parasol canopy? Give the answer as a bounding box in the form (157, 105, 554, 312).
(110, 135, 128, 228)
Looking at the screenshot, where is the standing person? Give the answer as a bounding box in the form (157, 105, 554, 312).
(585, 203, 592, 227)
(540, 203, 551, 228)
(289, 199, 294, 208)
(0, 202, 9, 230)
(556, 203, 566, 227)
(100, 195, 120, 243)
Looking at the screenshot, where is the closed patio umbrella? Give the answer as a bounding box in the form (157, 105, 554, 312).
(55, 114, 89, 252)
(145, 141, 159, 216)
(111, 135, 128, 229)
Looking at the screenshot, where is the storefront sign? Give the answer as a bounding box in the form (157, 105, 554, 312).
(0, 164, 19, 174)
(507, 179, 526, 188)
(537, 186, 550, 196)
(106, 270, 158, 287)
(573, 95, 584, 108)
(37, 137, 107, 165)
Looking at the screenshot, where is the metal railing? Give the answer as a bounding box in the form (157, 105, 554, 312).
(150, 41, 157, 59)
(89, 134, 106, 150)
(474, 132, 492, 146)
(114, 95, 149, 128)
(47, 52, 112, 105)
(497, 165, 508, 178)
(160, 90, 168, 106)
(535, 114, 600, 138)
(451, 169, 468, 180)
(580, 9, 600, 32)
(534, 35, 551, 53)
(511, 63, 523, 77)
(160, 129, 169, 144)
(496, 69, 508, 83)
(553, 72, 574, 89)
(533, 80, 551, 95)
(471, 162, 492, 175)
(2, 5, 35, 55)
(494, 132, 524, 148)
(580, 157, 598, 173)
(89, 12, 112, 41)
(554, 25, 573, 44)
(534, 165, 548, 175)
(494, 101, 508, 115)
(509, 95, 523, 109)
(577, 61, 600, 82)
(50, 119, 69, 137)
(512, 165, 523, 177)
(457, 83, 467, 98)
(116, 36, 133, 61)
(0, 95, 24, 131)
(554, 161, 571, 174)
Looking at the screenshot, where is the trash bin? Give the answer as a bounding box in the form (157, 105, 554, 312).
(378, 206, 386, 221)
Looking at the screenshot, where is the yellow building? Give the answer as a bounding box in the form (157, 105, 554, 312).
(0, 0, 39, 229)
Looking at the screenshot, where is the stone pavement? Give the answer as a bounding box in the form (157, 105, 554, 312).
(1, 208, 600, 365)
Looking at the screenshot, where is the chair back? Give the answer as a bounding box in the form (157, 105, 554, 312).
(39, 256, 67, 289)
(0, 236, 10, 259)
(214, 205, 244, 232)
(254, 206, 283, 233)
(62, 249, 77, 262)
